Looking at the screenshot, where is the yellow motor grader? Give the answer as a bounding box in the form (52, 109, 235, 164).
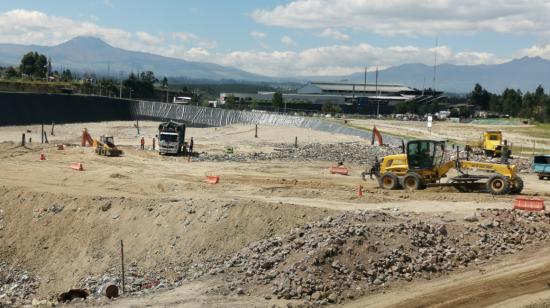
(368, 140, 523, 195)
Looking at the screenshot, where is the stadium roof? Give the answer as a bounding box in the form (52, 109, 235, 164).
(306, 81, 414, 93)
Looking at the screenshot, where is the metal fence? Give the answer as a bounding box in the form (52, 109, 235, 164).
(135, 101, 401, 144)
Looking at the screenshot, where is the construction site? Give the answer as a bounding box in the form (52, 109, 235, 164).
(2, 96, 550, 307)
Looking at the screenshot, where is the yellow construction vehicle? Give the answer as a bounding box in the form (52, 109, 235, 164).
(369, 139, 523, 195)
(94, 135, 123, 157)
(469, 131, 511, 157)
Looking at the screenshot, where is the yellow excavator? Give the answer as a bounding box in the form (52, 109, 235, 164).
(94, 135, 123, 157)
(368, 140, 523, 195)
(82, 129, 123, 157)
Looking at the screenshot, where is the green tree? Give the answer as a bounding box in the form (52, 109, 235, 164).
(5, 66, 19, 79)
(272, 92, 283, 112)
(321, 102, 342, 115)
(501, 88, 522, 116)
(161, 76, 168, 88)
(469, 83, 491, 110)
(60, 69, 73, 82)
(250, 100, 259, 110)
(123, 71, 157, 99)
(224, 95, 236, 109)
(19, 52, 48, 78)
(395, 102, 407, 114)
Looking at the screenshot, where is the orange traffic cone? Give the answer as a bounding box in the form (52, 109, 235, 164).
(70, 163, 84, 171)
(40, 153, 46, 160)
(357, 185, 363, 197)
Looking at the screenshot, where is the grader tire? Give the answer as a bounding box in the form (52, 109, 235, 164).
(510, 176, 524, 194)
(403, 173, 425, 191)
(487, 175, 510, 195)
(379, 173, 399, 190)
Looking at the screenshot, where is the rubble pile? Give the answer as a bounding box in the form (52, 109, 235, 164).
(0, 261, 39, 307)
(78, 262, 180, 298)
(201, 209, 550, 305)
(196, 142, 402, 165)
(195, 142, 532, 171)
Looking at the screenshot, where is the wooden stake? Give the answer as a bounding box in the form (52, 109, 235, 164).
(21, 133, 25, 146)
(41, 124, 44, 144)
(254, 125, 258, 138)
(120, 240, 125, 294)
(294, 136, 298, 148)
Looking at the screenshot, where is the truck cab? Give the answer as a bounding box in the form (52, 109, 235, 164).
(158, 121, 186, 155)
(534, 155, 550, 180)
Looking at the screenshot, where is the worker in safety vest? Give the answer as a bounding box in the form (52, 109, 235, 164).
(140, 137, 145, 150)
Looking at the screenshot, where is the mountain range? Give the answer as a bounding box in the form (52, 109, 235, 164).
(0, 36, 263, 81)
(1, 36, 549, 93)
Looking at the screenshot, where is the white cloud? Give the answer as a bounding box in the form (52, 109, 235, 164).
(185, 47, 211, 60)
(252, 0, 550, 37)
(317, 28, 349, 41)
(250, 31, 266, 39)
(173, 32, 217, 49)
(136, 32, 163, 45)
(0, 9, 132, 46)
(216, 43, 505, 77)
(173, 32, 199, 42)
(281, 35, 296, 46)
(517, 44, 550, 58)
(250, 31, 269, 49)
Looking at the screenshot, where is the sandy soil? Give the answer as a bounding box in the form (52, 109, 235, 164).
(348, 119, 550, 152)
(1, 121, 550, 307)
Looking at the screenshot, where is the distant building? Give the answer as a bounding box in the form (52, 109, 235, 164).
(219, 81, 444, 115)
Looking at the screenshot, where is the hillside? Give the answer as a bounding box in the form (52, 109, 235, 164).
(0, 37, 266, 81)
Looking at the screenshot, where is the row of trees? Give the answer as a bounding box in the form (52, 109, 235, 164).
(469, 83, 550, 122)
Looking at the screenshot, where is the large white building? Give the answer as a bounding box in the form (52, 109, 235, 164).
(297, 81, 421, 102)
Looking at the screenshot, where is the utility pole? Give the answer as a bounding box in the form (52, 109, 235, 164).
(364, 66, 367, 94)
(375, 66, 380, 118)
(119, 71, 123, 98)
(433, 38, 438, 95)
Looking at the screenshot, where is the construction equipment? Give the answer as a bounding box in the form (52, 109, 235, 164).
(94, 135, 123, 156)
(158, 121, 186, 155)
(82, 129, 123, 156)
(467, 131, 511, 157)
(533, 155, 550, 180)
(369, 139, 523, 195)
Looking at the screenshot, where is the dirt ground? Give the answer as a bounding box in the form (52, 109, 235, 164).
(1, 121, 550, 307)
(348, 118, 550, 153)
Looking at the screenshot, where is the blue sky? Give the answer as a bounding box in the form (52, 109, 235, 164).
(0, 0, 549, 77)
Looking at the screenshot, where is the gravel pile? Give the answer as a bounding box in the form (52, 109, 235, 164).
(28, 209, 550, 307)
(195, 142, 402, 165)
(0, 261, 39, 307)
(200, 209, 550, 306)
(194, 142, 532, 172)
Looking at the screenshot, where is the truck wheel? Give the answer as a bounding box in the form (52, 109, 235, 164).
(403, 173, 425, 191)
(487, 175, 510, 195)
(379, 173, 399, 190)
(510, 176, 524, 194)
(539, 175, 544, 180)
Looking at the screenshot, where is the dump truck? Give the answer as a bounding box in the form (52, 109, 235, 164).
(94, 135, 123, 157)
(534, 155, 550, 180)
(369, 139, 523, 195)
(158, 121, 186, 155)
